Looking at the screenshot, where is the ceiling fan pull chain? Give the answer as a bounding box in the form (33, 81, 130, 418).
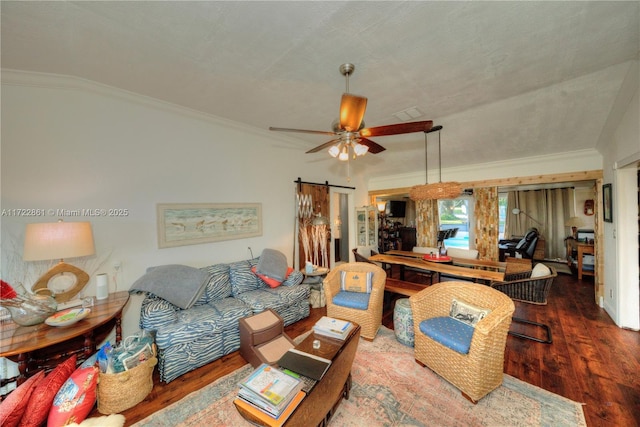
(424, 131, 429, 185)
(438, 128, 442, 184)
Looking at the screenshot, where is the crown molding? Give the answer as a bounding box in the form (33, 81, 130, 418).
(0, 69, 273, 140)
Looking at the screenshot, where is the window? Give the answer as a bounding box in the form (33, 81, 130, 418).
(498, 193, 508, 240)
(438, 196, 473, 249)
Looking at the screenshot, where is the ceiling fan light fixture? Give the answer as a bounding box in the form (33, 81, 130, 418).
(353, 142, 369, 156)
(338, 146, 349, 161)
(328, 144, 340, 157)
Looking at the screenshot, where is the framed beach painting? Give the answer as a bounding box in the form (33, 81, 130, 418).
(602, 184, 612, 223)
(157, 203, 262, 248)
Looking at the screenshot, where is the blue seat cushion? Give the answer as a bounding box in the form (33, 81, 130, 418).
(332, 291, 370, 310)
(419, 316, 475, 355)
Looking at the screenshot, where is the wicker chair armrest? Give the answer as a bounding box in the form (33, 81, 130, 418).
(491, 268, 556, 305)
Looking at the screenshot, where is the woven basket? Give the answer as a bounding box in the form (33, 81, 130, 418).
(97, 355, 157, 414)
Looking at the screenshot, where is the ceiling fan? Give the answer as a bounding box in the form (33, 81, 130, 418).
(269, 63, 434, 161)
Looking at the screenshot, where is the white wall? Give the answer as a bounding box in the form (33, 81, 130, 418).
(0, 72, 369, 337)
(601, 79, 639, 330)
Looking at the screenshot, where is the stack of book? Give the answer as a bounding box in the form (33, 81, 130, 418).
(234, 363, 305, 426)
(312, 316, 353, 340)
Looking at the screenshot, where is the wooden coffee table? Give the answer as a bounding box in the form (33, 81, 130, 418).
(235, 322, 361, 426)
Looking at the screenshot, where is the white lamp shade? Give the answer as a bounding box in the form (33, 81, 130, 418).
(353, 143, 369, 156)
(23, 221, 95, 261)
(565, 216, 587, 228)
(328, 145, 340, 157)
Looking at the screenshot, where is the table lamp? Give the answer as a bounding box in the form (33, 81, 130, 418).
(23, 220, 96, 302)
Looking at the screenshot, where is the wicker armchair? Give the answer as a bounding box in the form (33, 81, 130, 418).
(491, 264, 557, 343)
(409, 281, 515, 403)
(324, 262, 386, 340)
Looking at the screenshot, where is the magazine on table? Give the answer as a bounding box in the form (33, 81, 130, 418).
(313, 316, 353, 340)
(234, 389, 306, 426)
(239, 364, 303, 410)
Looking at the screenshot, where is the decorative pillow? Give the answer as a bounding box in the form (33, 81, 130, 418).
(47, 366, 99, 427)
(412, 246, 439, 254)
(229, 258, 261, 296)
(449, 298, 491, 327)
(340, 271, 373, 293)
(0, 371, 45, 427)
(281, 270, 304, 287)
(256, 249, 288, 282)
(19, 355, 77, 427)
(531, 263, 551, 278)
(445, 248, 479, 259)
(252, 266, 294, 288)
(130, 264, 209, 310)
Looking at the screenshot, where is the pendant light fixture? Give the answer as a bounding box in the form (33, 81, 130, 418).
(409, 126, 462, 201)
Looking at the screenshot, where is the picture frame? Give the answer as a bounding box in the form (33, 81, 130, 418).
(602, 184, 613, 223)
(157, 203, 262, 248)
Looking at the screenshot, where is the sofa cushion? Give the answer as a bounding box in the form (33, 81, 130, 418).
(139, 295, 179, 331)
(154, 298, 251, 349)
(256, 249, 288, 282)
(420, 316, 474, 355)
(281, 270, 304, 287)
(230, 258, 262, 296)
(235, 284, 310, 313)
(332, 291, 370, 310)
(202, 263, 232, 301)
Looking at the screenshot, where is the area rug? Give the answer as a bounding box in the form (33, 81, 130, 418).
(133, 327, 586, 426)
(542, 260, 573, 275)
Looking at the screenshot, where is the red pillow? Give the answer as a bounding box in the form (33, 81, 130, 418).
(47, 366, 99, 427)
(252, 266, 293, 288)
(19, 355, 76, 427)
(0, 371, 45, 427)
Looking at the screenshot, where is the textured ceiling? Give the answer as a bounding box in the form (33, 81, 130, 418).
(2, 1, 638, 179)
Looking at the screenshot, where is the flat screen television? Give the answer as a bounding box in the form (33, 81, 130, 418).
(389, 201, 406, 218)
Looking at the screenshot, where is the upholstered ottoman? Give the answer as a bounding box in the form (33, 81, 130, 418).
(393, 298, 414, 347)
(239, 309, 295, 367)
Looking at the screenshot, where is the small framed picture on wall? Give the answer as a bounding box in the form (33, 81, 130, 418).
(602, 183, 613, 223)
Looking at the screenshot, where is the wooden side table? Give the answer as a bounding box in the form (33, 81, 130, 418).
(577, 242, 595, 280)
(0, 291, 129, 387)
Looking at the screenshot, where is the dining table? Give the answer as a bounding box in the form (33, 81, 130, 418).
(384, 250, 507, 271)
(370, 253, 505, 284)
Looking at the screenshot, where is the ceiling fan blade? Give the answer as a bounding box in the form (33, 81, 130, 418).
(358, 137, 386, 154)
(339, 94, 368, 131)
(306, 139, 341, 154)
(360, 120, 434, 137)
(269, 126, 336, 136)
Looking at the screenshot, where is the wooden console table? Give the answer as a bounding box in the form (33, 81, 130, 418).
(0, 291, 129, 386)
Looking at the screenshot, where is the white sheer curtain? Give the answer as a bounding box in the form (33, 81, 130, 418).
(504, 188, 575, 259)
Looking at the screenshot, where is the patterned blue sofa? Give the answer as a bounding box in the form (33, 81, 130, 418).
(137, 258, 310, 382)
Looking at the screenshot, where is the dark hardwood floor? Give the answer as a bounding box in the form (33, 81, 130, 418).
(106, 269, 639, 427)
